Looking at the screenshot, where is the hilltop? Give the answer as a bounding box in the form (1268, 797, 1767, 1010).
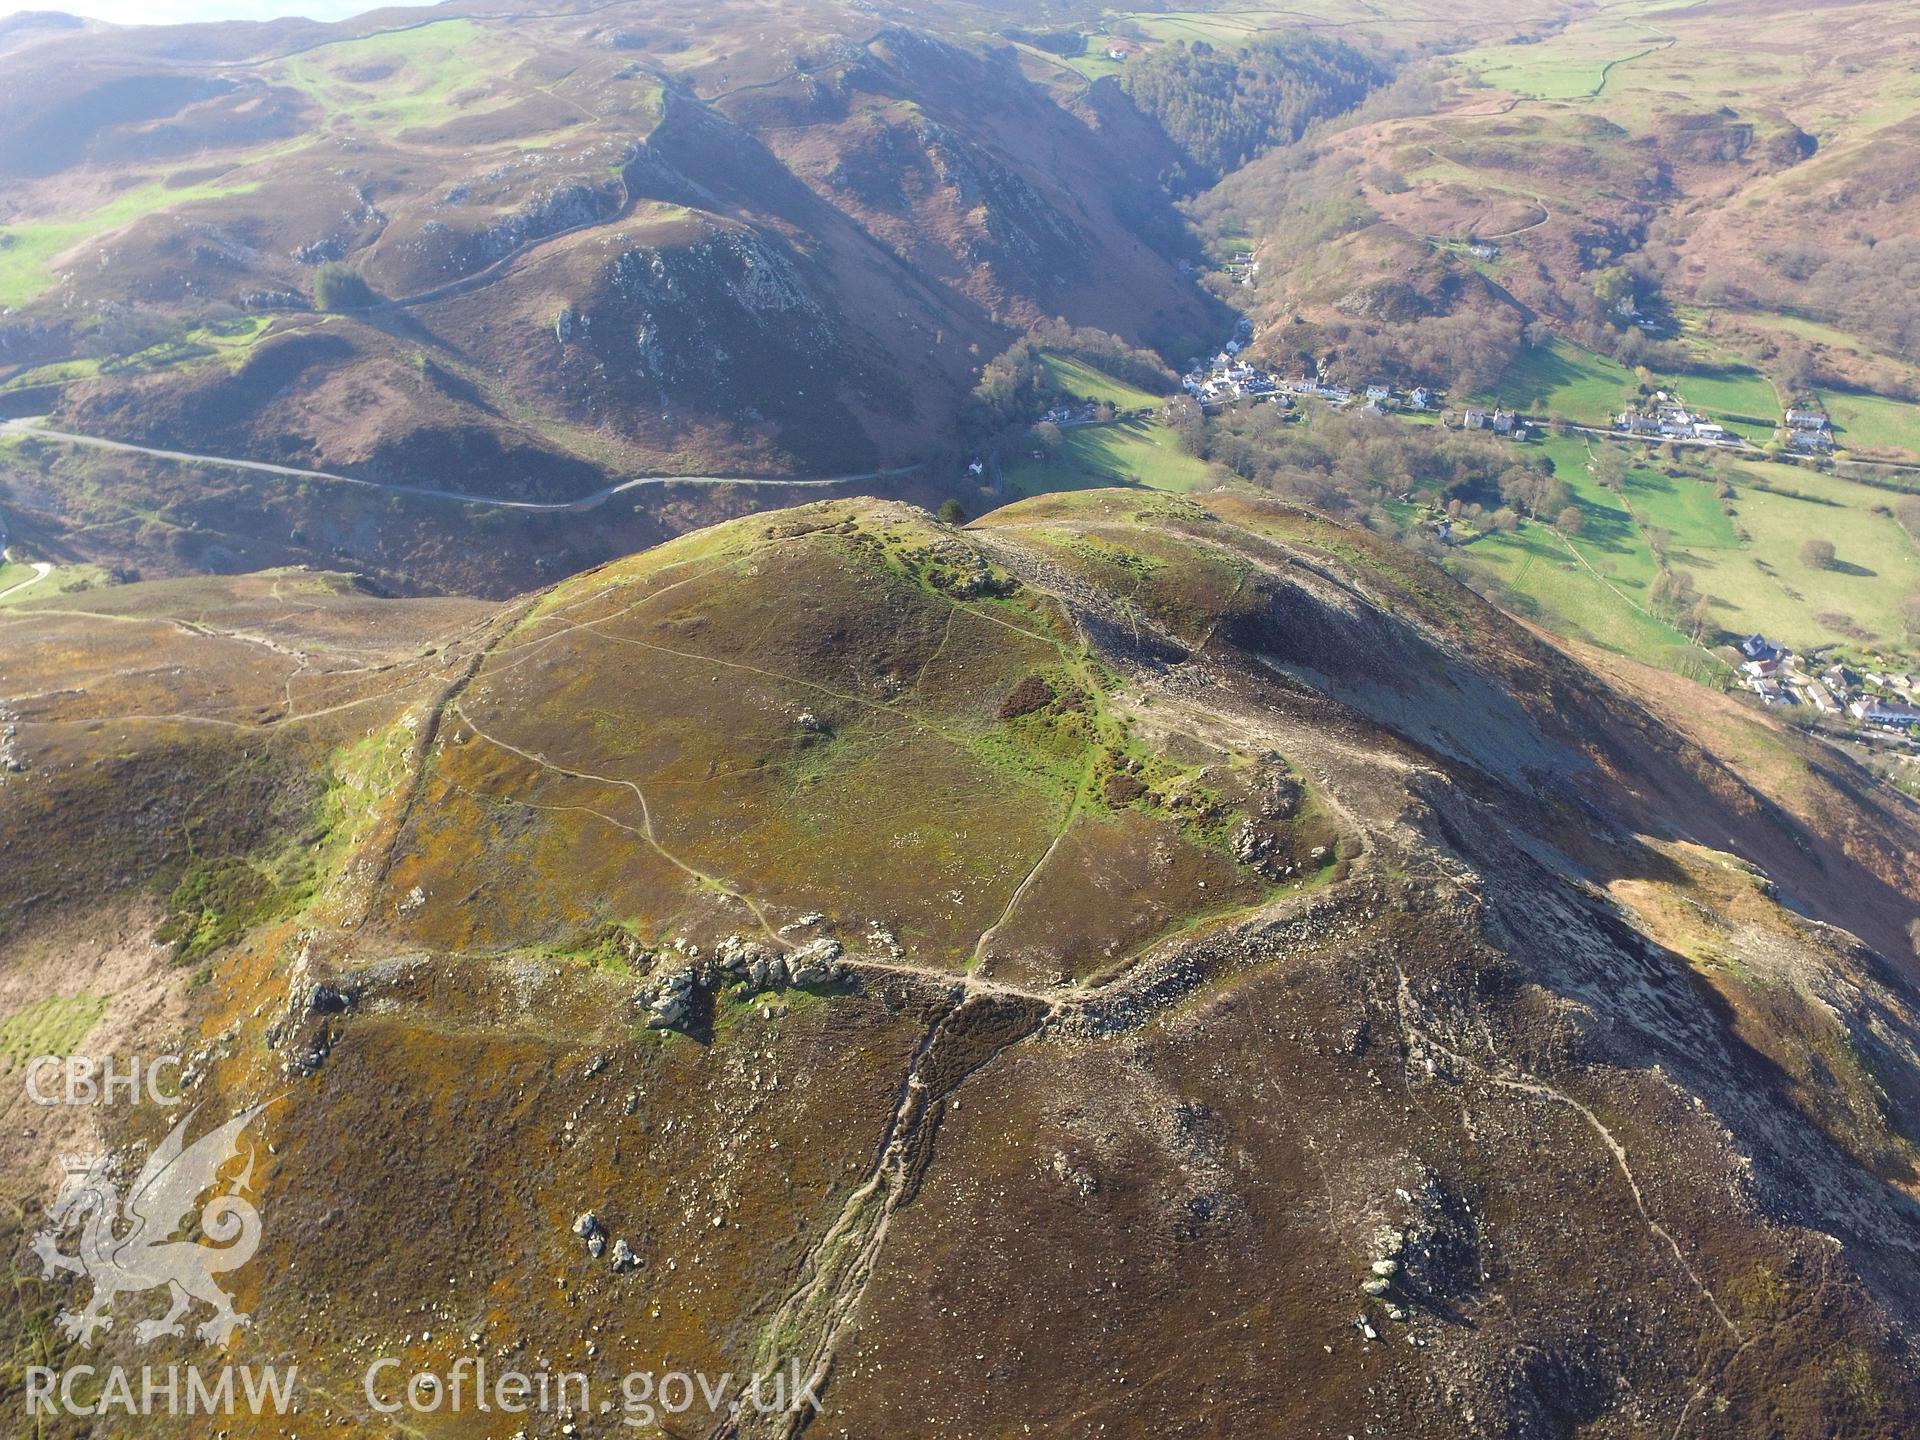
(5, 493, 1920, 1436)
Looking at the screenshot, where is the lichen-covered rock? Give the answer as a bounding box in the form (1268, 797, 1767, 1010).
(788, 937, 846, 987)
(637, 966, 698, 1029)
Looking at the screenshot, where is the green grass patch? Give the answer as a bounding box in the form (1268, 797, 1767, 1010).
(1058, 47, 1123, 81)
(0, 561, 109, 607)
(1002, 418, 1214, 498)
(1675, 460, 1920, 649)
(0, 994, 108, 1078)
(1662, 365, 1779, 440)
(1127, 10, 1288, 44)
(1819, 389, 1920, 457)
(1452, 521, 1692, 662)
(1459, 45, 1623, 100)
(154, 856, 299, 962)
(1038, 352, 1167, 410)
(1538, 436, 1678, 614)
(1486, 337, 1637, 424)
(1626, 468, 1740, 551)
(2, 316, 273, 392)
(275, 18, 523, 136)
(0, 357, 101, 392)
(0, 174, 267, 308)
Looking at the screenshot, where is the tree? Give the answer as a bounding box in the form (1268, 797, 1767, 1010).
(937, 499, 968, 526)
(312, 262, 377, 312)
(1777, 347, 1817, 401)
(1894, 495, 1920, 540)
(1650, 567, 1698, 621)
(1799, 537, 1837, 570)
(1033, 421, 1064, 455)
(1555, 506, 1584, 536)
(1592, 266, 1636, 312)
(1165, 396, 1208, 456)
(1498, 465, 1566, 519)
(1116, 34, 1384, 182)
(1490, 507, 1520, 533)
(1689, 594, 1716, 643)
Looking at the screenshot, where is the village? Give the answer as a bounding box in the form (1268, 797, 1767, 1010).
(1182, 342, 1442, 416)
(1735, 632, 1920, 740)
(1181, 344, 1539, 435)
(1611, 393, 1837, 453)
(1173, 318, 1850, 462)
(1611, 391, 1739, 446)
(1058, 338, 1920, 750)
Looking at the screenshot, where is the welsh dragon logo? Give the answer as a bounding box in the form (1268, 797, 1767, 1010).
(30, 1104, 268, 1346)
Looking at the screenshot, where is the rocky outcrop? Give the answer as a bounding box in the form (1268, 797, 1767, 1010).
(631, 930, 851, 1033)
(551, 222, 857, 432)
(637, 964, 698, 1029)
(411, 180, 621, 279)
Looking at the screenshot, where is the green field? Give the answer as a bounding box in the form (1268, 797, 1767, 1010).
(0, 173, 268, 309)
(1455, 15, 1676, 102)
(1665, 462, 1920, 649)
(1039, 352, 1168, 411)
(1, 316, 276, 393)
(1125, 9, 1299, 44)
(277, 19, 525, 135)
(1819, 389, 1920, 457)
(1625, 467, 1740, 551)
(1457, 431, 1918, 663)
(1451, 521, 1692, 661)
(1538, 436, 1668, 605)
(1460, 46, 1623, 100)
(0, 560, 102, 606)
(1048, 43, 1123, 81)
(1486, 337, 1637, 424)
(1002, 418, 1214, 498)
(0, 357, 102, 392)
(1661, 365, 1779, 440)
(0, 994, 107, 1077)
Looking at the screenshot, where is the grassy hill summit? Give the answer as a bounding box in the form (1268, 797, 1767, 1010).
(5, 492, 1920, 1435)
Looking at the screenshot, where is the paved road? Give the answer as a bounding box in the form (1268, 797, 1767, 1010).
(0, 546, 54, 602)
(0, 420, 916, 513)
